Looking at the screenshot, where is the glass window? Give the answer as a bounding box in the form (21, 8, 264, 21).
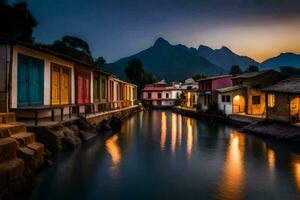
(147, 92, 151, 99)
(166, 93, 169, 98)
(226, 95, 231, 103)
(252, 96, 261, 105)
(158, 93, 162, 99)
(268, 94, 275, 108)
(222, 95, 226, 102)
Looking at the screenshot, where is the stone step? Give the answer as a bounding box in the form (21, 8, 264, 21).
(17, 143, 44, 170)
(0, 138, 18, 162)
(0, 127, 10, 138)
(0, 122, 27, 135)
(0, 158, 24, 186)
(0, 113, 16, 124)
(10, 132, 35, 147)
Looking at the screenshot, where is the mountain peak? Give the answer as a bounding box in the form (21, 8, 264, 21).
(154, 37, 170, 47)
(220, 46, 233, 53)
(198, 45, 213, 51)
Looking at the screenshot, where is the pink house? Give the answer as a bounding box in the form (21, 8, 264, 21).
(141, 82, 181, 107)
(197, 75, 232, 109)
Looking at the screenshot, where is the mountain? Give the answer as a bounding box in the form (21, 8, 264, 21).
(261, 53, 300, 70)
(197, 45, 259, 70)
(105, 38, 224, 81)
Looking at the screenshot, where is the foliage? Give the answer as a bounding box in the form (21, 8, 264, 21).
(247, 65, 259, 72)
(229, 65, 242, 75)
(41, 35, 94, 64)
(279, 66, 300, 77)
(94, 57, 106, 68)
(0, 1, 37, 43)
(125, 58, 157, 95)
(193, 74, 206, 81)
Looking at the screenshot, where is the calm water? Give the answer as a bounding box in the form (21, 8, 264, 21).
(25, 110, 300, 200)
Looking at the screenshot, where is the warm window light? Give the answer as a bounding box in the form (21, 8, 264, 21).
(268, 94, 275, 108)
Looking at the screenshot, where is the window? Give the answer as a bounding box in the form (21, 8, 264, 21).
(268, 94, 275, 108)
(158, 93, 162, 99)
(166, 93, 169, 98)
(221, 95, 231, 103)
(101, 79, 106, 99)
(252, 96, 261, 105)
(147, 92, 152, 99)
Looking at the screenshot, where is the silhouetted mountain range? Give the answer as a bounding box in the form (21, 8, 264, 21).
(261, 52, 300, 70)
(105, 38, 300, 81)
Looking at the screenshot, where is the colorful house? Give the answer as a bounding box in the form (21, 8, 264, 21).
(181, 88, 199, 109)
(217, 70, 283, 116)
(197, 75, 232, 110)
(261, 77, 300, 125)
(0, 40, 137, 124)
(141, 80, 183, 107)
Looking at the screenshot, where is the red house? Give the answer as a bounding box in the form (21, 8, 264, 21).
(197, 75, 232, 110)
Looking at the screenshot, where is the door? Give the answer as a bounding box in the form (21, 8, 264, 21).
(76, 71, 90, 104)
(51, 66, 60, 105)
(17, 54, 44, 107)
(77, 73, 84, 104)
(60, 68, 70, 104)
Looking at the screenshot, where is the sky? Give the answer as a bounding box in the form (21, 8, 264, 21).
(8, 0, 300, 62)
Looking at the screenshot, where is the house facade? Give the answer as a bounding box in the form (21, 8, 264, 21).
(217, 71, 283, 116)
(197, 75, 232, 110)
(141, 81, 183, 107)
(261, 77, 300, 124)
(0, 40, 137, 121)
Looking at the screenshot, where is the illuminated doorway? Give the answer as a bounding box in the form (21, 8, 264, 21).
(233, 95, 245, 113)
(291, 97, 300, 124)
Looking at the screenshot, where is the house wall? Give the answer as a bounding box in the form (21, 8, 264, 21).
(266, 93, 290, 123)
(11, 44, 78, 108)
(217, 88, 247, 115)
(0, 44, 10, 112)
(247, 88, 265, 115)
(99, 74, 108, 103)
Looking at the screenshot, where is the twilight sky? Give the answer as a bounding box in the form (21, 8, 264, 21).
(9, 0, 300, 62)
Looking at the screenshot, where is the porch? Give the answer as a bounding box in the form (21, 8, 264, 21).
(11, 100, 138, 126)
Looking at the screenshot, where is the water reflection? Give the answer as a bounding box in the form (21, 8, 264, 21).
(177, 114, 182, 147)
(186, 118, 193, 159)
(217, 131, 245, 200)
(268, 149, 276, 171)
(161, 112, 167, 151)
(105, 135, 121, 178)
(171, 113, 177, 154)
(292, 155, 300, 192)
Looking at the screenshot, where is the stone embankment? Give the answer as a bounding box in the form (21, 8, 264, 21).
(1, 105, 142, 198)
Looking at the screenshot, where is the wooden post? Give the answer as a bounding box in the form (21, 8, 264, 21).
(35, 110, 38, 126)
(61, 108, 64, 121)
(51, 110, 55, 121)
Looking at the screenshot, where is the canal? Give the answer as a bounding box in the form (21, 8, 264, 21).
(24, 110, 300, 199)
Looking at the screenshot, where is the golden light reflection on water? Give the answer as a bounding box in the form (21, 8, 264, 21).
(268, 149, 275, 171)
(217, 131, 245, 200)
(171, 113, 177, 154)
(161, 112, 167, 151)
(105, 135, 121, 177)
(186, 118, 193, 159)
(177, 115, 182, 147)
(291, 155, 300, 192)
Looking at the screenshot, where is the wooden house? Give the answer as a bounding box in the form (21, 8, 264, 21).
(261, 77, 300, 124)
(0, 40, 137, 124)
(217, 70, 283, 116)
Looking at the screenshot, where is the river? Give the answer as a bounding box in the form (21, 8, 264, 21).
(23, 110, 300, 200)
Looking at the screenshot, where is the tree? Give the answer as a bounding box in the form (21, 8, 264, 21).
(229, 65, 242, 75)
(247, 65, 259, 72)
(43, 35, 94, 64)
(94, 57, 106, 68)
(125, 58, 145, 84)
(0, 1, 37, 43)
(279, 66, 300, 77)
(193, 74, 206, 81)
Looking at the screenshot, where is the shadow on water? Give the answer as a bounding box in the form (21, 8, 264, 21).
(13, 110, 300, 200)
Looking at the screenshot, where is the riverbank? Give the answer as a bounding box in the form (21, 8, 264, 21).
(1, 105, 143, 199)
(173, 106, 300, 142)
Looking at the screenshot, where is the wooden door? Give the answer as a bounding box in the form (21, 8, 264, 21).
(51, 66, 60, 105)
(18, 54, 43, 107)
(61, 68, 70, 104)
(83, 74, 90, 103)
(77, 73, 84, 104)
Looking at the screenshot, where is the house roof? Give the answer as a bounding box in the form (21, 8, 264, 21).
(196, 75, 231, 82)
(261, 77, 300, 94)
(231, 70, 275, 79)
(216, 85, 246, 93)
